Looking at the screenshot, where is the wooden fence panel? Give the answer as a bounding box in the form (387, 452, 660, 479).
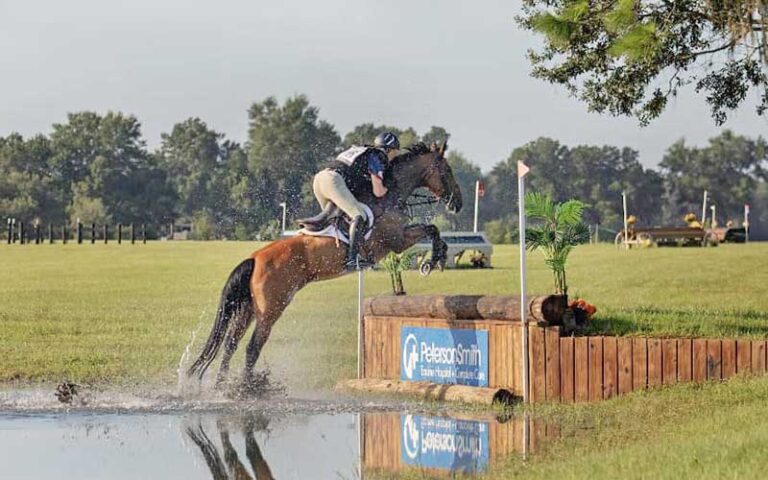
(677, 339, 693, 383)
(736, 340, 751, 374)
(707, 340, 722, 380)
(752, 341, 767, 374)
(545, 329, 561, 402)
(647, 339, 662, 387)
(511, 326, 522, 394)
(722, 339, 736, 379)
(632, 338, 648, 391)
(490, 325, 502, 387)
(603, 337, 618, 398)
(662, 339, 677, 385)
(560, 337, 575, 403)
(529, 327, 547, 403)
(693, 339, 708, 382)
(575, 337, 589, 402)
(588, 337, 604, 401)
(498, 325, 520, 392)
(618, 338, 633, 395)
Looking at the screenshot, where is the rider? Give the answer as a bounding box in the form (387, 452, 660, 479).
(312, 131, 400, 270)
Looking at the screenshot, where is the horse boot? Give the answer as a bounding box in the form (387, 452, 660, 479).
(344, 215, 372, 271)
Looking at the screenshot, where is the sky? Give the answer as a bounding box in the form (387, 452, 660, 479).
(1, 0, 766, 171)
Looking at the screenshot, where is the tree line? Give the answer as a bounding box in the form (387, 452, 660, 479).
(1, 95, 766, 241)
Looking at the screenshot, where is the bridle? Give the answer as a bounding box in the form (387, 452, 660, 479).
(403, 152, 455, 220)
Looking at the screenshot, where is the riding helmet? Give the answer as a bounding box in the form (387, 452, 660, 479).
(374, 132, 400, 151)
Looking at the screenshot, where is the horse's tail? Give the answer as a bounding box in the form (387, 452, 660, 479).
(187, 258, 255, 380)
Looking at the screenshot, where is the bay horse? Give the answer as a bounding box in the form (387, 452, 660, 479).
(187, 141, 463, 389)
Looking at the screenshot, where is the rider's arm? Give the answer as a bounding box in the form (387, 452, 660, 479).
(368, 152, 388, 197)
(371, 174, 388, 197)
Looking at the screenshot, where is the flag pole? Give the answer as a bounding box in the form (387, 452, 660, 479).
(622, 191, 628, 249)
(357, 268, 364, 380)
(517, 161, 530, 404)
(473, 180, 480, 233)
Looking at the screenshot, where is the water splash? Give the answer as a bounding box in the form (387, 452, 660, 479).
(176, 307, 210, 395)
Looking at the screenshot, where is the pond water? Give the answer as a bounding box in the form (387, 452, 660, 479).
(0, 390, 555, 479)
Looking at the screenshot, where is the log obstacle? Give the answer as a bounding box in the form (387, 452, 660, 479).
(353, 294, 768, 404)
(338, 379, 514, 405)
(364, 294, 566, 324)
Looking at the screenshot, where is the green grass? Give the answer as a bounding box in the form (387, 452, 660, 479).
(0, 242, 767, 388)
(493, 375, 768, 479)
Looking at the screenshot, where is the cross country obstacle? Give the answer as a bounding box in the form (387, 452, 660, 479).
(339, 294, 768, 404)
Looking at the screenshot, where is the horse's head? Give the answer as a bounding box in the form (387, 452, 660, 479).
(389, 141, 463, 213)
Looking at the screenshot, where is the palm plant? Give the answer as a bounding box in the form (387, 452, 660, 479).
(380, 250, 419, 295)
(525, 192, 590, 295)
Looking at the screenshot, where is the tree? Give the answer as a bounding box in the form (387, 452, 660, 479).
(421, 126, 451, 147)
(247, 96, 340, 217)
(0, 133, 63, 223)
(660, 130, 767, 223)
(49, 111, 175, 224)
(158, 118, 227, 218)
(525, 192, 590, 295)
(519, 0, 768, 124)
(342, 123, 419, 149)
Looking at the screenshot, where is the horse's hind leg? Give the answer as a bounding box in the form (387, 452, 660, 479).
(242, 316, 274, 386)
(215, 308, 253, 388)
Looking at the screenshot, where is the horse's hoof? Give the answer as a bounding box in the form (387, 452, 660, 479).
(419, 262, 432, 276)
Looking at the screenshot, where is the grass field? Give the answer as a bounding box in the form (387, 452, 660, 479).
(1, 241, 768, 388)
(3, 241, 768, 478)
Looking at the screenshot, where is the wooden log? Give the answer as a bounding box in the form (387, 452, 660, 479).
(662, 338, 677, 385)
(588, 337, 603, 401)
(529, 326, 546, 403)
(632, 337, 647, 391)
(677, 339, 693, 383)
(560, 337, 575, 403)
(752, 341, 766, 374)
(574, 336, 589, 402)
(722, 340, 736, 379)
(618, 337, 633, 395)
(693, 339, 707, 382)
(706, 340, 722, 380)
(603, 337, 618, 398)
(545, 328, 560, 402)
(647, 339, 662, 387)
(363, 295, 566, 324)
(736, 340, 751, 374)
(336, 379, 515, 405)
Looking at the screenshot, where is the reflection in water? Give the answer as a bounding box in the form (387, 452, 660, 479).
(0, 409, 558, 479)
(362, 411, 558, 477)
(185, 415, 274, 480)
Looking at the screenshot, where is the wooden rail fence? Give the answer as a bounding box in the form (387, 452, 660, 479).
(362, 295, 768, 403)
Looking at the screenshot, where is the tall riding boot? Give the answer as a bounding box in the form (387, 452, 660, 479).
(344, 215, 371, 271)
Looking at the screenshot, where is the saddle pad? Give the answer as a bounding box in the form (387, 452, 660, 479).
(297, 204, 374, 245)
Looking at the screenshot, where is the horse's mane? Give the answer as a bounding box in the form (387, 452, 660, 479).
(388, 142, 432, 168)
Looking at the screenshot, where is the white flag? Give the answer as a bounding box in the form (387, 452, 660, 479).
(517, 161, 530, 178)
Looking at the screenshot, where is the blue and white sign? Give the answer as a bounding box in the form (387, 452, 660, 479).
(401, 414, 489, 472)
(400, 326, 488, 386)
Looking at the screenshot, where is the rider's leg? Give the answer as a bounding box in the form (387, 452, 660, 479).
(313, 171, 371, 270)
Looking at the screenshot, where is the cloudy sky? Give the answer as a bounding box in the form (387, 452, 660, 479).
(1, 0, 766, 170)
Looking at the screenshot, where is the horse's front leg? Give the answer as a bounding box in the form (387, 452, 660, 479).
(401, 224, 448, 273)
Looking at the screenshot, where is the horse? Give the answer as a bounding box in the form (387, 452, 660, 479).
(187, 141, 463, 390)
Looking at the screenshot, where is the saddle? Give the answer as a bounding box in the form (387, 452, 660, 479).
(297, 203, 373, 241)
(298, 203, 343, 232)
